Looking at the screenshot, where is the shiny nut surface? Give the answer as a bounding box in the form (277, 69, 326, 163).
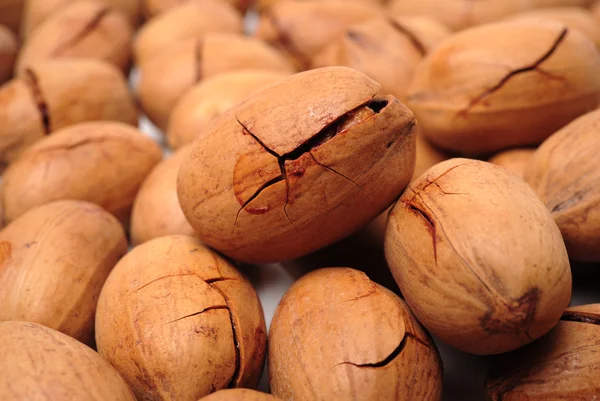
(178, 67, 417, 263)
(385, 158, 572, 355)
(269, 268, 443, 401)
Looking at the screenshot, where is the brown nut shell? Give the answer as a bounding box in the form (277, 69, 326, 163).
(0, 321, 136, 401)
(0, 200, 127, 344)
(524, 108, 600, 262)
(488, 148, 535, 178)
(200, 389, 280, 401)
(16, 0, 133, 74)
(385, 158, 572, 355)
(142, 0, 251, 18)
(130, 145, 195, 246)
(21, 0, 141, 39)
(134, 0, 242, 65)
(486, 304, 600, 400)
(0, 59, 138, 169)
(96, 235, 267, 401)
(139, 34, 293, 131)
(1, 121, 162, 224)
(269, 267, 443, 401)
(386, 16, 451, 53)
(178, 67, 417, 264)
(0, 0, 24, 33)
(406, 20, 600, 155)
(257, 0, 385, 11)
(0, 24, 16, 84)
(167, 70, 289, 149)
(256, 0, 382, 69)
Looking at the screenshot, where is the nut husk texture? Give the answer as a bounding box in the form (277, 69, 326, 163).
(16, 0, 133, 74)
(0, 24, 16, 84)
(0, 200, 127, 344)
(385, 158, 572, 355)
(406, 19, 600, 155)
(0, 59, 138, 169)
(130, 145, 195, 246)
(96, 235, 267, 401)
(0, 321, 136, 401)
(486, 304, 600, 400)
(1, 121, 162, 224)
(269, 267, 443, 401)
(525, 108, 600, 261)
(200, 389, 280, 401)
(178, 67, 417, 263)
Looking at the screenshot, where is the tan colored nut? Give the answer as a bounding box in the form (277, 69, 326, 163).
(0, 200, 127, 344)
(178, 67, 417, 264)
(0, 59, 138, 170)
(0, 24, 17, 84)
(387, 16, 451, 53)
(134, 0, 242, 65)
(167, 70, 289, 149)
(487, 304, 600, 400)
(142, 0, 251, 18)
(311, 17, 424, 100)
(593, 1, 600, 21)
(0, 0, 24, 33)
(139, 34, 293, 131)
(256, 0, 383, 69)
(257, 0, 385, 11)
(200, 389, 280, 401)
(525, 109, 600, 262)
(0, 321, 136, 401)
(96, 235, 267, 401)
(406, 20, 600, 155)
(16, 0, 133, 74)
(130, 145, 195, 246)
(21, 0, 141, 40)
(488, 148, 535, 178)
(269, 267, 443, 401)
(1, 121, 162, 224)
(385, 158, 572, 355)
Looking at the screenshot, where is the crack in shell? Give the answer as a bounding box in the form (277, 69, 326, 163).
(23, 69, 51, 134)
(51, 7, 111, 56)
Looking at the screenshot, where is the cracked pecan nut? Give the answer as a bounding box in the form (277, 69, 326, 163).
(0, 121, 162, 225)
(167, 70, 289, 150)
(486, 304, 600, 400)
(384, 158, 572, 355)
(0, 321, 136, 401)
(16, 0, 133, 75)
(200, 389, 280, 401)
(406, 19, 600, 155)
(0, 24, 16, 84)
(21, 0, 141, 40)
(139, 35, 293, 131)
(142, 0, 251, 19)
(0, 200, 127, 344)
(0, 59, 138, 170)
(130, 145, 195, 246)
(95, 235, 267, 401)
(488, 148, 535, 178)
(177, 67, 417, 264)
(269, 268, 443, 401)
(133, 0, 242, 65)
(255, 0, 383, 70)
(525, 109, 600, 262)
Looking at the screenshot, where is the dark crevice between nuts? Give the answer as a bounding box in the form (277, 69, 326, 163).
(23, 69, 51, 134)
(165, 305, 228, 325)
(195, 38, 205, 83)
(561, 312, 600, 325)
(457, 28, 569, 118)
(407, 202, 438, 263)
(51, 7, 111, 56)
(264, 12, 311, 70)
(388, 19, 427, 56)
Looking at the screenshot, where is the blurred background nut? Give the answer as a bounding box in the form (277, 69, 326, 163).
(0, 321, 136, 401)
(142, 0, 251, 19)
(525, 108, 600, 262)
(133, 0, 242, 65)
(0, 0, 24, 33)
(130, 145, 195, 246)
(256, 0, 386, 11)
(178, 67, 417, 263)
(167, 70, 288, 149)
(0, 24, 17, 84)
(1, 121, 162, 224)
(406, 20, 600, 155)
(0, 59, 137, 170)
(256, 0, 383, 69)
(385, 159, 572, 355)
(200, 389, 280, 401)
(16, 0, 133, 74)
(269, 268, 443, 401)
(486, 304, 600, 400)
(138, 34, 293, 131)
(96, 235, 267, 401)
(385, 16, 451, 53)
(0, 200, 127, 344)
(488, 148, 536, 178)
